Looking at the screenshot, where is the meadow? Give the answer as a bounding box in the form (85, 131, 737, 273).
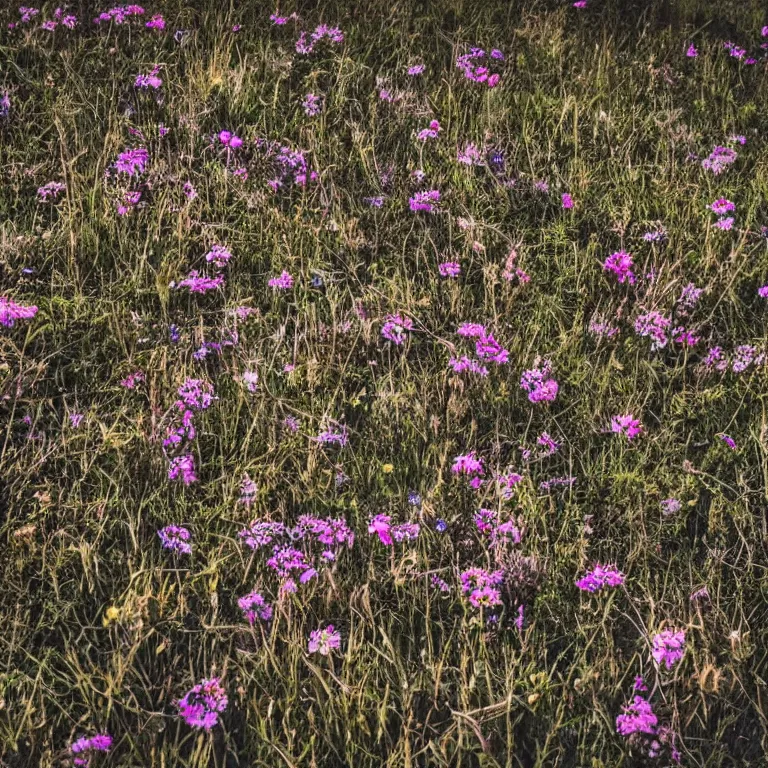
(1, 1, 768, 765)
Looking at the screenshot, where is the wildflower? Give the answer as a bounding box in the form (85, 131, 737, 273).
(241, 371, 259, 393)
(616, 696, 658, 737)
(282, 416, 300, 433)
(205, 245, 232, 268)
(561, 193, 573, 209)
(238, 520, 285, 550)
(709, 198, 735, 215)
(70, 734, 112, 767)
(177, 677, 228, 730)
(497, 470, 523, 498)
(758, 285, 768, 298)
(438, 261, 461, 278)
(69, 413, 84, 428)
(217, 130, 243, 149)
(475, 333, 509, 365)
(576, 563, 625, 592)
(690, 586, 710, 601)
(238, 474, 257, 506)
(469, 585, 502, 608)
(417, 119, 441, 141)
(381, 313, 413, 345)
(308, 625, 341, 655)
(677, 283, 703, 312)
(611, 414, 643, 440)
(718, 433, 736, 450)
(589, 319, 619, 338)
(460, 567, 503, 594)
(714, 216, 734, 231)
(392, 522, 420, 542)
(37, 181, 66, 201)
(449, 356, 489, 376)
(702, 145, 737, 175)
(168, 454, 197, 485)
(651, 629, 686, 669)
(0, 297, 38, 327)
(0, 93, 9, 118)
(573, 0, 588, 6)
(183, 181, 197, 200)
(634, 676, 648, 692)
(315, 427, 348, 446)
(368, 514, 392, 545)
(634, 311, 670, 350)
(363, 195, 384, 207)
(407, 64, 425, 75)
(302, 92, 322, 116)
(457, 142, 483, 165)
(520, 361, 558, 403)
(686, 44, 698, 57)
(268, 271, 294, 289)
(237, 591, 272, 623)
(114, 147, 149, 176)
(431, 575, 450, 591)
(435, 519, 447, 533)
(409, 189, 440, 212)
(456, 322, 487, 338)
(603, 250, 636, 284)
(661, 498, 681, 515)
(146, 14, 165, 29)
(120, 371, 145, 389)
(158, 525, 192, 554)
(134, 66, 162, 89)
(452, 452, 484, 478)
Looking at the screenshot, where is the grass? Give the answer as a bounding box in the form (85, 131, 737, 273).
(1, 0, 768, 766)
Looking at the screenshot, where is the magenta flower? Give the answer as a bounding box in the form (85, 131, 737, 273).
(634, 311, 671, 350)
(438, 261, 461, 277)
(520, 361, 558, 402)
(134, 67, 162, 89)
(168, 454, 197, 485)
(177, 677, 228, 730)
(758, 285, 768, 298)
(308, 625, 341, 655)
(158, 525, 192, 554)
(561, 193, 573, 209)
(268, 271, 294, 289)
(237, 591, 273, 623)
(576, 563, 625, 592)
(452, 452, 484, 477)
(611, 414, 643, 440)
(714, 216, 734, 230)
(217, 130, 243, 149)
(174, 271, 224, 294)
(146, 14, 165, 29)
(409, 189, 440, 212)
(37, 181, 66, 201)
(686, 44, 698, 57)
(702, 145, 737, 174)
(709, 198, 735, 215)
(603, 250, 636, 284)
(449, 356, 489, 376)
(205, 245, 232, 268)
(114, 146, 148, 176)
(457, 142, 483, 165)
(407, 64, 425, 75)
(417, 119, 441, 141)
(71, 733, 112, 767)
(368, 514, 393, 545)
(718, 433, 736, 450)
(0, 297, 38, 328)
(381, 313, 413, 345)
(469, 586, 502, 608)
(616, 696, 658, 737)
(652, 628, 686, 669)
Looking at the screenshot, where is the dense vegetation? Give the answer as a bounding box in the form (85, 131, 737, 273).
(1, 1, 768, 766)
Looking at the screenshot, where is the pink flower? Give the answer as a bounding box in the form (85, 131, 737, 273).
(308, 625, 341, 655)
(603, 250, 636, 284)
(651, 629, 686, 669)
(611, 414, 643, 440)
(686, 44, 698, 57)
(438, 261, 461, 277)
(268, 271, 294, 289)
(368, 514, 392, 545)
(561, 193, 573, 209)
(758, 285, 768, 298)
(381, 314, 413, 344)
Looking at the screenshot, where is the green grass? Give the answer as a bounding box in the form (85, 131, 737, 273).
(1, 1, 768, 766)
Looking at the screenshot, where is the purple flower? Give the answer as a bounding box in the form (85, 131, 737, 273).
(205, 245, 232, 268)
(69, 412, 84, 428)
(448, 356, 489, 376)
(634, 311, 671, 350)
(686, 44, 698, 57)
(576, 563, 625, 592)
(714, 216, 734, 231)
(611, 414, 643, 440)
(146, 14, 165, 30)
(452, 452, 484, 478)
(217, 130, 243, 149)
(37, 181, 66, 201)
(616, 696, 658, 737)
(457, 142, 483, 165)
(0, 297, 38, 327)
(469, 585, 502, 608)
(661, 498, 681, 515)
(308, 625, 341, 655)
(168, 454, 197, 485)
(238, 520, 286, 550)
(758, 285, 768, 298)
(114, 147, 149, 176)
(381, 313, 413, 345)
(438, 261, 461, 277)
(417, 119, 441, 141)
(368, 514, 392, 545)
(409, 189, 440, 212)
(174, 270, 224, 294)
(158, 525, 192, 554)
(709, 198, 735, 215)
(702, 145, 737, 175)
(134, 67, 162, 89)
(603, 250, 636, 284)
(177, 677, 228, 730)
(71, 733, 112, 767)
(268, 271, 294, 289)
(302, 92, 322, 116)
(237, 591, 272, 623)
(520, 361, 558, 402)
(718, 433, 736, 450)
(407, 64, 425, 75)
(651, 628, 686, 669)
(561, 193, 573, 209)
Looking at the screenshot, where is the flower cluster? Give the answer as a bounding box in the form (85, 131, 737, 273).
(177, 677, 228, 730)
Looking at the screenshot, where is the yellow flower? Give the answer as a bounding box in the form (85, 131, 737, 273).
(103, 606, 120, 626)
(382, 463, 394, 474)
